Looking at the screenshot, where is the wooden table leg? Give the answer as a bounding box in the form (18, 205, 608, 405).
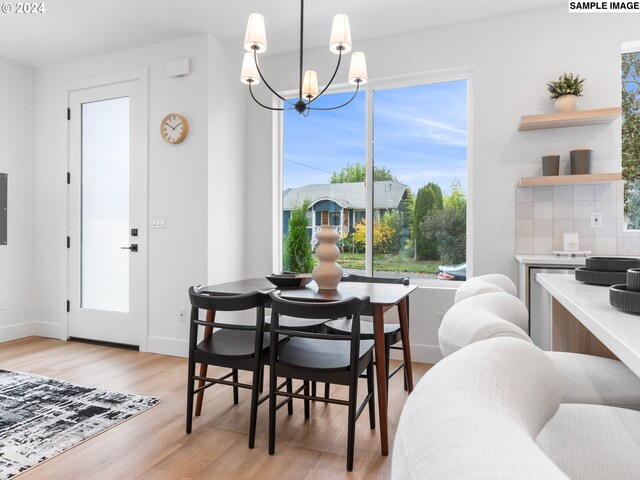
(195, 309, 215, 416)
(373, 306, 389, 456)
(398, 298, 414, 393)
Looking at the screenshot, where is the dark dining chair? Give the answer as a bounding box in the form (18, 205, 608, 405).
(325, 273, 411, 392)
(186, 286, 269, 448)
(267, 291, 375, 472)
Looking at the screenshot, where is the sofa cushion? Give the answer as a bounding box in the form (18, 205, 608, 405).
(548, 352, 640, 410)
(438, 292, 531, 357)
(393, 338, 565, 479)
(537, 403, 640, 479)
(454, 274, 517, 303)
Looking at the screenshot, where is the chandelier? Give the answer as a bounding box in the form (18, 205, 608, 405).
(240, 0, 368, 115)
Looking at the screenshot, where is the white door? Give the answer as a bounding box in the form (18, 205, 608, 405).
(68, 81, 147, 347)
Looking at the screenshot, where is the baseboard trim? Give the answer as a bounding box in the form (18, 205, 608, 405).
(0, 322, 35, 343)
(147, 335, 188, 358)
(389, 343, 442, 365)
(33, 322, 65, 340)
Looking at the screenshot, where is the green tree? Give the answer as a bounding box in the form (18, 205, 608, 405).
(380, 210, 402, 253)
(330, 162, 397, 183)
(420, 180, 467, 264)
(413, 183, 443, 260)
(283, 200, 314, 273)
(622, 52, 640, 228)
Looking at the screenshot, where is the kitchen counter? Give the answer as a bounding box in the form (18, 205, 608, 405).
(515, 254, 586, 266)
(537, 273, 640, 376)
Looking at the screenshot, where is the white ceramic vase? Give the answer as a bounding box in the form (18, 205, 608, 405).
(312, 225, 343, 290)
(554, 94, 579, 113)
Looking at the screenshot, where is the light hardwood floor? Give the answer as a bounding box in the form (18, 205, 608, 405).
(0, 337, 432, 480)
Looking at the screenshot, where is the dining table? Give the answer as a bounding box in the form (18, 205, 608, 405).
(198, 277, 418, 456)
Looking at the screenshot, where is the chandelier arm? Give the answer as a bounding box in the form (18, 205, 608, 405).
(307, 82, 361, 111)
(307, 49, 342, 106)
(248, 83, 290, 111)
(253, 50, 293, 104)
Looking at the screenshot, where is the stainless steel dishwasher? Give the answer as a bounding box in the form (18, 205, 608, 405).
(529, 267, 576, 350)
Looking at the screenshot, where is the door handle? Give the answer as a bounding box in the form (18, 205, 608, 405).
(121, 244, 138, 252)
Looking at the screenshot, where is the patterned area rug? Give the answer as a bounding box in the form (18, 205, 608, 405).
(0, 369, 159, 479)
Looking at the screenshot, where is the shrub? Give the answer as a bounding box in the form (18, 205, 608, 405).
(283, 200, 314, 273)
(413, 183, 443, 260)
(420, 206, 466, 265)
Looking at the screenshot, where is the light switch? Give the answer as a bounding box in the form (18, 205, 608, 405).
(151, 215, 167, 229)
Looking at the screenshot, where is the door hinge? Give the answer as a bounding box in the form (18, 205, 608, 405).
(67, 108, 70, 120)
(67, 172, 70, 184)
(67, 236, 70, 248)
(66, 300, 70, 312)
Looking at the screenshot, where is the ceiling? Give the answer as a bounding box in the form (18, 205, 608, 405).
(0, 0, 565, 68)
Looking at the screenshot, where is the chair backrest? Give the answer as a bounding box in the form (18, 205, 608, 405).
(188, 286, 266, 330)
(454, 273, 518, 304)
(341, 273, 410, 286)
(269, 291, 370, 367)
(439, 292, 531, 357)
(393, 337, 566, 479)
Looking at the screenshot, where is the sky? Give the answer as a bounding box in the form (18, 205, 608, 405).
(283, 79, 468, 196)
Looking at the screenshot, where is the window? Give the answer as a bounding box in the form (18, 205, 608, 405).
(280, 78, 469, 279)
(623, 50, 640, 229)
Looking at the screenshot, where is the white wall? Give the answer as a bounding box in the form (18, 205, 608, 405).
(243, 6, 639, 363)
(33, 34, 246, 356)
(0, 58, 35, 342)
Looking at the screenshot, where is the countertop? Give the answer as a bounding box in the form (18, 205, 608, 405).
(536, 273, 640, 376)
(515, 254, 587, 266)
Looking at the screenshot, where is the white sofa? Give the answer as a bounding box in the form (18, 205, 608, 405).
(393, 338, 640, 479)
(440, 275, 640, 410)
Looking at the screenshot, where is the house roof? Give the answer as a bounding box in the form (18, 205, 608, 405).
(283, 181, 409, 211)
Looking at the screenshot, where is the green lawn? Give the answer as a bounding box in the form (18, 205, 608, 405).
(313, 252, 441, 276)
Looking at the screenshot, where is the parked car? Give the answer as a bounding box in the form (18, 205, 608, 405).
(437, 263, 467, 281)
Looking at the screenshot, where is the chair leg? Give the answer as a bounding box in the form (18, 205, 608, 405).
(304, 381, 310, 420)
(259, 365, 265, 394)
(346, 375, 358, 472)
(269, 367, 277, 455)
(186, 359, 196, 434)
(287, 378, 293, 415)
(311, 381, 317, 397)
(367, 360, 376, 430)
(324, 383, 330, 399)
(232, 369, 239, 405)
(403, 361, 408, 392)
(248, 365, 261, 449)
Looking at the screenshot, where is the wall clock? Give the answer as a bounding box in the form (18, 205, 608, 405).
(160, 113, 188, 144)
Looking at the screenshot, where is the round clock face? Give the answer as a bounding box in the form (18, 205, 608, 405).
(161, 113, 188, 144)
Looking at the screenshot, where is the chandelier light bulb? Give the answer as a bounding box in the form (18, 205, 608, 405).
(348, 52, 368, 85)
(240, 52, 260, 85)
(302, 70, 319, 99)
(244, 13, 267, 53)
(329, 14, 352, 54)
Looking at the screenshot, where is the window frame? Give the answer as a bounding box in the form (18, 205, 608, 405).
(272, 69, 474, 284)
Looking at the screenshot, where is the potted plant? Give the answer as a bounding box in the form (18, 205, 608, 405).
(547, 73, 585, 112)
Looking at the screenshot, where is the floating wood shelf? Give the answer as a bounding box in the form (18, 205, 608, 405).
(518, 173, 622, 187)
(519, 107, 621, 131)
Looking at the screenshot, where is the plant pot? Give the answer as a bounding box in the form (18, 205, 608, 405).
(554, 94, 579, 113)
(312, 225, 343, 290)
(542, 155, 560, 176)
(570, 149, 593, 175)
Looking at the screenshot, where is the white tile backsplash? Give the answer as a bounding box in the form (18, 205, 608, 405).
(533, 186, 553, 202)
(595, 237, 617, 255)
(594, 200, 617, 219)
(516, 180, 639, 256)
(553, 185, 573, 202)
(573, 201, 594, 219)
(595, 183, 616, 201)
(533, 202, 553, 219)
(574, 185, 595, 201)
